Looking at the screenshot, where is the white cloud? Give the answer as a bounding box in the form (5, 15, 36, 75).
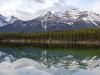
(0, 0, 60, 20)
(59, 0, 79, 6)
(90, 1, 100, 13)
(0, 0, 100, 20)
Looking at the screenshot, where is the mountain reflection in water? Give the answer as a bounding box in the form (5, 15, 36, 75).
(0, 43, 99, 75)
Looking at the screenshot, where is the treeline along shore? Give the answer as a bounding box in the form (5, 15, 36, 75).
(0, 28, 100, 45)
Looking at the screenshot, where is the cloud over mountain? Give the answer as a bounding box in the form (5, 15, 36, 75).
(0, 0, 100, 20)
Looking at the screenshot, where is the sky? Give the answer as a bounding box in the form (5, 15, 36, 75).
(0, 0, 100, 20)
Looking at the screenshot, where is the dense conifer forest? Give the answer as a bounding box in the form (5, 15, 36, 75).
(0, 28, 100, 44)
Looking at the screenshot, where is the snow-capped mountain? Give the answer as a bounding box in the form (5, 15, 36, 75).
(0, 15, 7, 27)
(5, 16, 18, 24)
(0, 15, 18, 27)
(0, 9, 100, 32)
(79, 11, 100, 27)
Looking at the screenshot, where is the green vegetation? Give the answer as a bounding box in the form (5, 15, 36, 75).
(0, 28, 100, 44)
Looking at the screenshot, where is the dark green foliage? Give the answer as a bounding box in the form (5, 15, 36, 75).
(0, 28, 100, 42)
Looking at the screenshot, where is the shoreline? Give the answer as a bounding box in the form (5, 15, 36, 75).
(0, 39, 100, 45)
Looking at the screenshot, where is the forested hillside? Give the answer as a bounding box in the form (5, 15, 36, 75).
(0, 28, 100, 44)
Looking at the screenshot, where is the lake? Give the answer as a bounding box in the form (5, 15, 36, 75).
(0, 43, 100, 75)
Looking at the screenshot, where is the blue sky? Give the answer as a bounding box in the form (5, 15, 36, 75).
(0, 0, 100, 20)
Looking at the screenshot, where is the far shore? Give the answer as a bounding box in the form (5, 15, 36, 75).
(0, 39, 100, 45)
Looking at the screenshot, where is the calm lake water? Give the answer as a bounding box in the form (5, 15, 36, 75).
(0, 43, 100, 75)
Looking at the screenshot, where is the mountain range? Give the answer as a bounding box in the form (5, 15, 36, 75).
(0, 9, 100, 33)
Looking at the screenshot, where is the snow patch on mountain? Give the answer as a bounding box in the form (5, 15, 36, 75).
(0, 8, 100, 32)
(0, 15, 18, 27)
